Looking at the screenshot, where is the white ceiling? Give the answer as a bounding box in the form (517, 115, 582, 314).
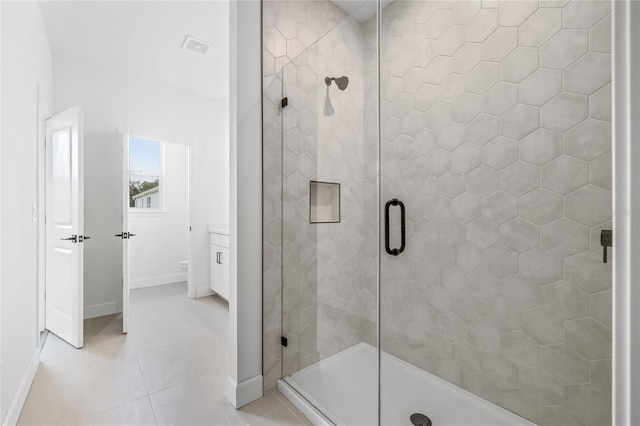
(39, 1, 229, 101)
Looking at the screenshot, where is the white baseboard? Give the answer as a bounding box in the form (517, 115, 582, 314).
(2, 347, 40, 426)
(278, 380, 331, 426)
(130, 273, 187, 289)
(226, 374, 263, 409)
(84, 301, 119, 319)
(195, 286, 216, 298)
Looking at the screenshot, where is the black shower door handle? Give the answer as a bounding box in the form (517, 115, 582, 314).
(385, 198, 405, 256)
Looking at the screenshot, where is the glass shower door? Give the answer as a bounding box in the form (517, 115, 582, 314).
(278, 4, 380, 424)
(378, 1, 612, 426)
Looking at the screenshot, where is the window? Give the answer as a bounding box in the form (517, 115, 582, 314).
(129, 137, 162, 210)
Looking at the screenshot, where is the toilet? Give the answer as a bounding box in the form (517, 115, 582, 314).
(180, 260, 188, 272)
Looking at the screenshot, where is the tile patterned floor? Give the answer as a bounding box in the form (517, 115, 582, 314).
(18, 283, 310, 426)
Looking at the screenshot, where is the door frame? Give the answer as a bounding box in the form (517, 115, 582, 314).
(124, 132, 195, 298)
(37, 88, 50, 343)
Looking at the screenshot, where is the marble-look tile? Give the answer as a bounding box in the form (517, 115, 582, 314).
(482, 354, 519, 390)
(500, 331, 539, 367)
(540, 218, 589, 258)
(519, 366, 564, 405)
(462, 373, 500, 404)
(499, 274, 540, 311)
(539, 406, 582, 426)
(541, 280, 589, 321)
(137, 343, 200, 394)
(467, 9, 499, 43)
(499, 388, 540, 424)
(540, 29, 589, 70)
(483, 82, 518, 116)
(540, 343, 590, 384)
(82, 397, 157, 426)
(590, 83, 612, 122)
(564, 118, 612, 161)
(467, 61, 500, 94)
(590, 289, 612, 329)
(520, 69, 563, 107)
(520, 307, 564, 345)
(541, 93, 589, 132)
(500, 218, 539, 254)
(262, 0, 611, 422)
(563, 1, 610, 30)
(519, 128, 563, 166)
(565, 185, 611, 227)
(83, 354, 148, 416)
(564, 317, 612, 360)
(500, 47, 538, 83)
(483, 191, 518, 224)
(34, 333, 88, 383)
(564, 52, 611, 95)
(565, 249, 612, 293)
(518, 8, 562, 47)
(149, 375, 229, 425)
(18, 372, 85, 426)
(20, 284, 311, 426)
(499, 0, 538, 27)
(500, 104, 539, 140)
(519, 189, 563, 226)
(482, 27, 518, 62)
(564, 384, 611, 426)
(589, 359, 612, 399)
(483, 298, 518, 333)
(500, 161, 540, 196)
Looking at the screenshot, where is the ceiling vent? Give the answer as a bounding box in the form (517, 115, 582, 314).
(182, 35, 212, 56)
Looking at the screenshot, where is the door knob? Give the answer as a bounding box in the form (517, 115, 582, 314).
(61, 235, 78, 243)
(115, 232, 136, 239)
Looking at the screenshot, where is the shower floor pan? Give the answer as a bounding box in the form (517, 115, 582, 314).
(280, 343, 533, 426)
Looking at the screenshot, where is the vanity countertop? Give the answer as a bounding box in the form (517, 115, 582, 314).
(208, 224, 229, 236)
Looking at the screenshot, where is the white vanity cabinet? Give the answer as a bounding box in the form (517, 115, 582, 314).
(209, 228, 229, 301)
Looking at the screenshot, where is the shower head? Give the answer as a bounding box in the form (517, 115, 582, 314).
(325, 76, 349, 90)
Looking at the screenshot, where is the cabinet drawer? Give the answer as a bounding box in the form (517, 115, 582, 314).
(209, 233, 229, 248)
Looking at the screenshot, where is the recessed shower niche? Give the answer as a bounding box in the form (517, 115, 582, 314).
(309, 181, 340, 224)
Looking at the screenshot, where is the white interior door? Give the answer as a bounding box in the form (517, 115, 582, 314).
(45, 106, 84, 348)
(122, 130, 130, 334)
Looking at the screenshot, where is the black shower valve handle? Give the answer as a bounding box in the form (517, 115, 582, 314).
(601, 229, 612, 263)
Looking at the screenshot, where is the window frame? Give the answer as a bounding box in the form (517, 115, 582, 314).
(128, 136, 166, 214)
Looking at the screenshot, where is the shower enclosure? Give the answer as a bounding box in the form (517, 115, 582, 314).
(262, 0, 613, 424)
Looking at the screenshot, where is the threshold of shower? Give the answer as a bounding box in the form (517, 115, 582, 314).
(279, 343, 534, 426)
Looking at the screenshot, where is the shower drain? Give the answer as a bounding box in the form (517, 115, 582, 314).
(410, 413, 432, 426)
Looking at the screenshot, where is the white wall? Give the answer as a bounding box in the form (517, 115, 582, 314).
(227, 0, 263, 408)
(53, 57, 229, 314)
(129, 141, 190, 289)
(0, 1, 52, 422)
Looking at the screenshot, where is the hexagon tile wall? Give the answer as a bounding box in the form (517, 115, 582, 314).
(262, 1, 612, 425)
